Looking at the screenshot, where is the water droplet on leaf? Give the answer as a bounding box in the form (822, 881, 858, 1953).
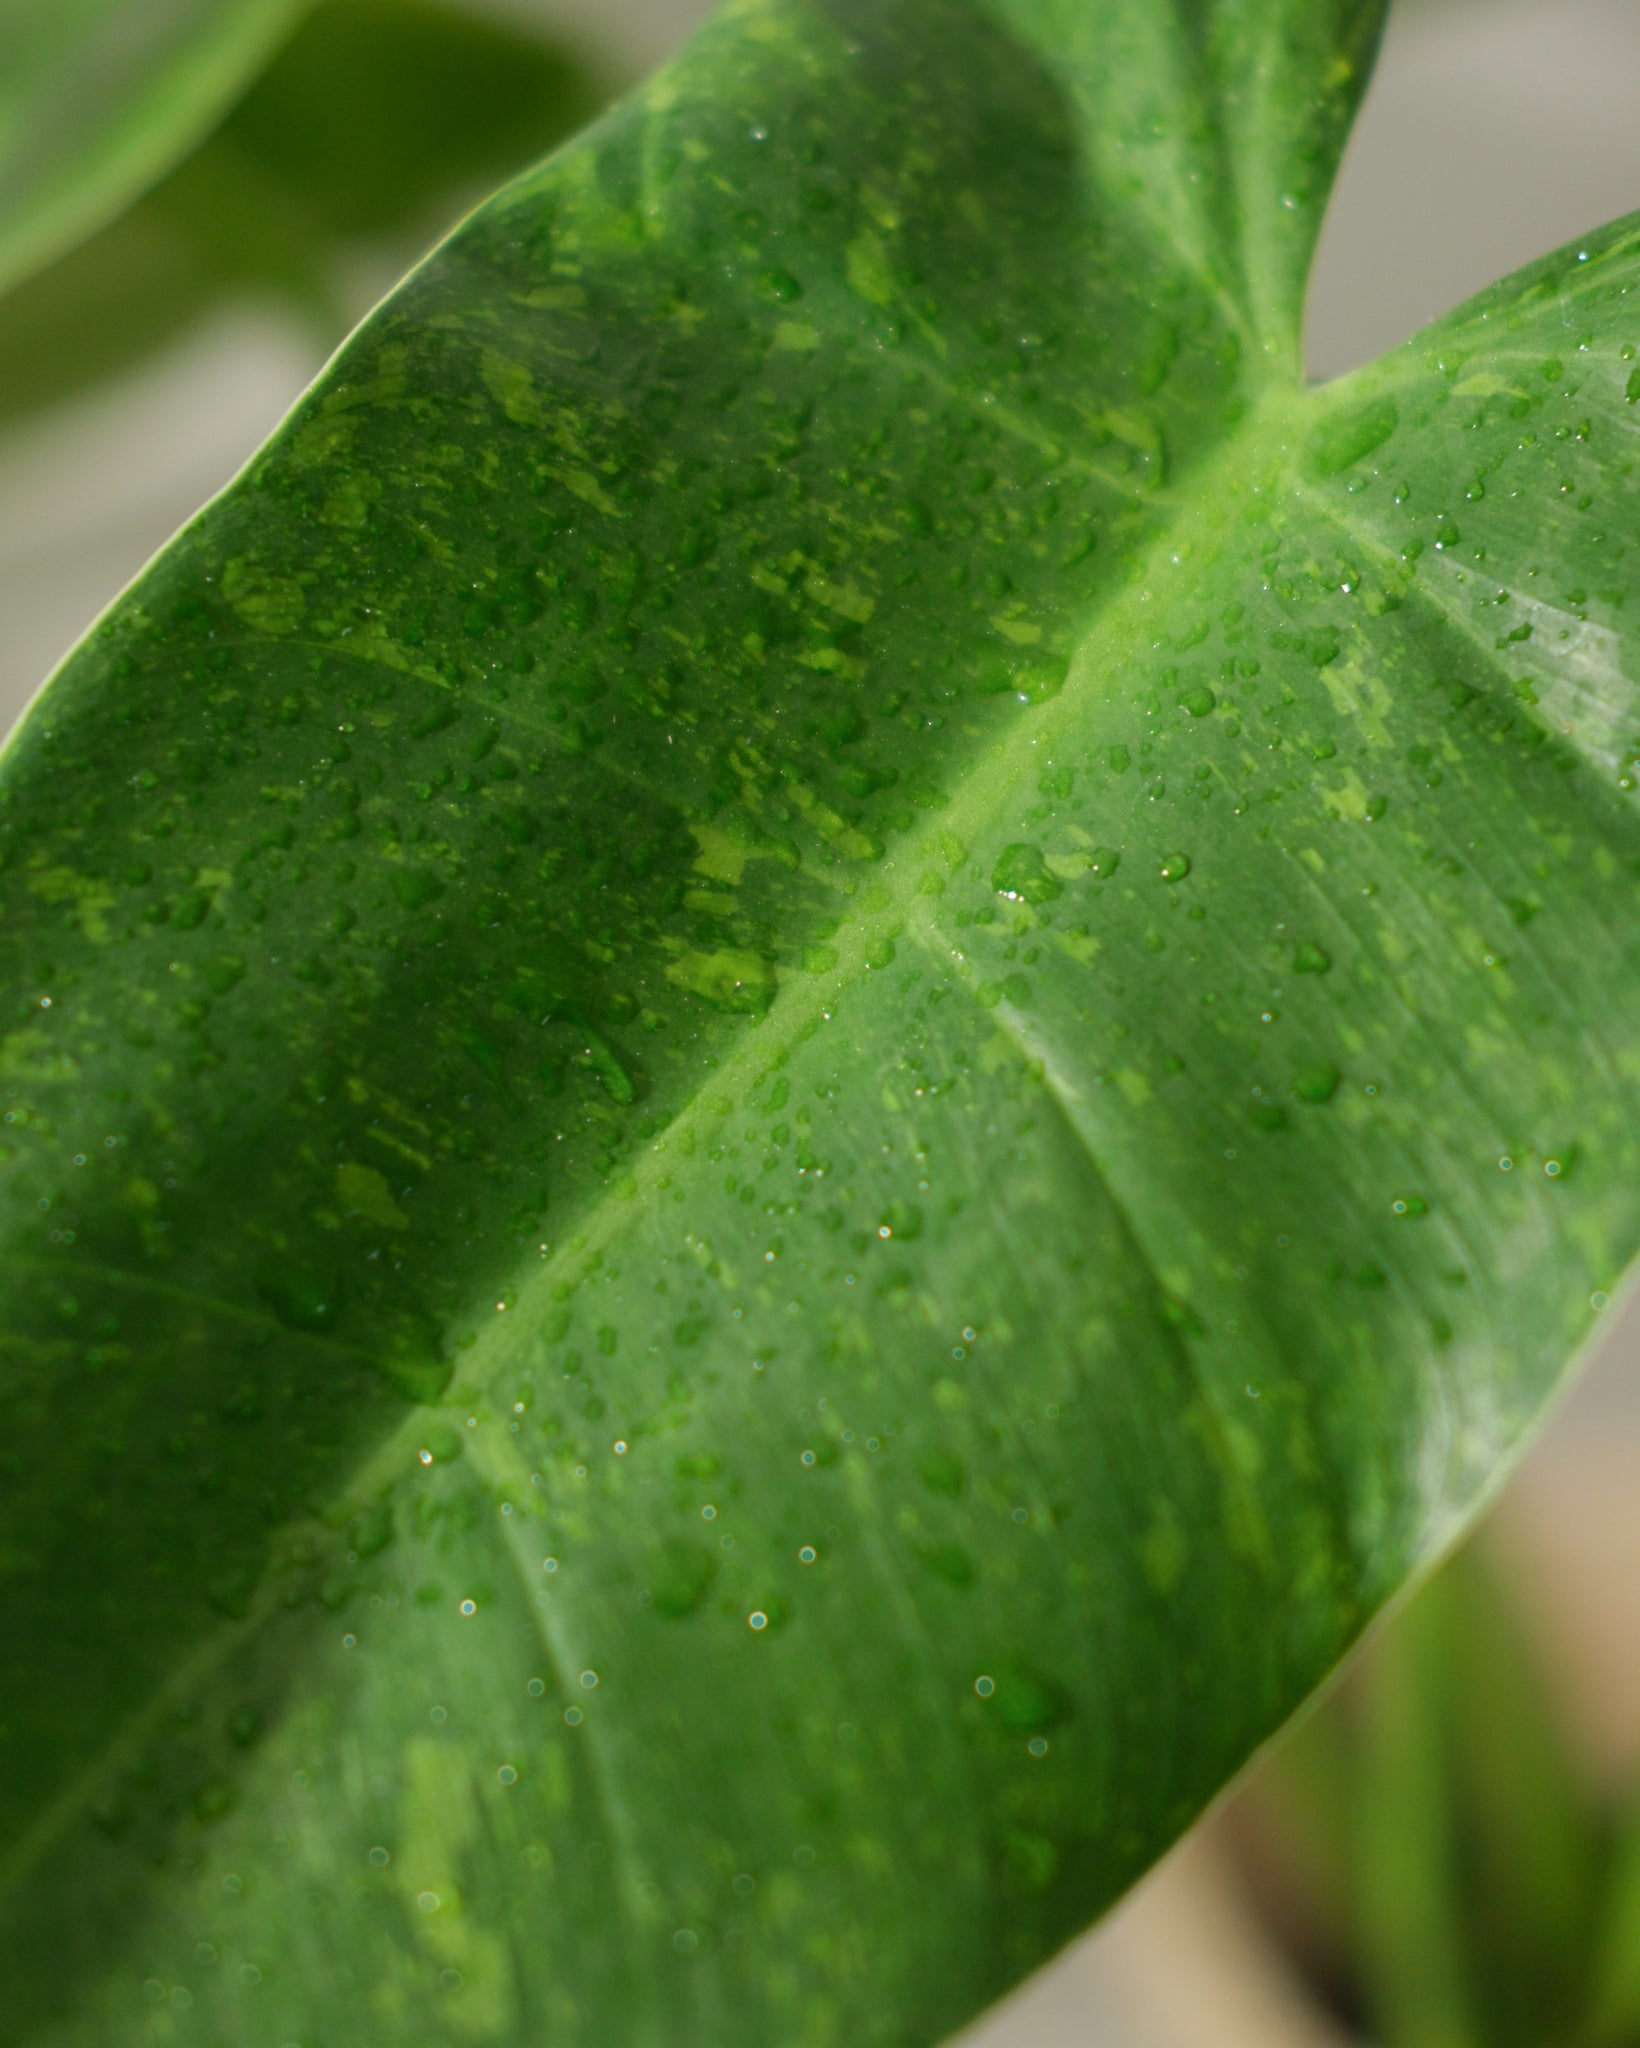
(992, 843, 1062, 903)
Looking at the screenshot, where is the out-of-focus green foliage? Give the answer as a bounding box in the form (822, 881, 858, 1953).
(1241, 1543, 1640, 2048)
(0, 0, 309, 302)
(0, 0, 604, 434)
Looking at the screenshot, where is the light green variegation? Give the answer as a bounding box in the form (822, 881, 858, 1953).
(0, 0, 308, 298)
(3, 3, 1640, 2045)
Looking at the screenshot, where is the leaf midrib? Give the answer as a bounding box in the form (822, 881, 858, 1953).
(0, 364, 1328, 1914)
(448, 376, 1321, 1394)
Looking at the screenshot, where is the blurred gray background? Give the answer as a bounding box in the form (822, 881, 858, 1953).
(4, 1, 1639, 2041)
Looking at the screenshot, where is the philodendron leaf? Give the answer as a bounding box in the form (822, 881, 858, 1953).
(0, 0, 309, 300)
(3, 0, 1640, 2042)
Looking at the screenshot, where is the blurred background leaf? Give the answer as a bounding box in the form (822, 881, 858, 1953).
(0, 0, 311, 301)
(0, 0, 606, 435)
(1225, 1539, 1634, 2048)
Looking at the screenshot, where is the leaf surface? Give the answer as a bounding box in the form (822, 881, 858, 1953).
(0, 0, 308, 299)
(4, 2, 1640, 2044)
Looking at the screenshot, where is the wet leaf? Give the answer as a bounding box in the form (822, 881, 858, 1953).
(2, 2, 1638, 2044)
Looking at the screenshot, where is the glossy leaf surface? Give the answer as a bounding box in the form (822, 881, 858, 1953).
(0, 0, 308, 299)
(5, 2, 1640, 2043)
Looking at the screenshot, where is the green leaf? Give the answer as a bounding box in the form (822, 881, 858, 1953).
(0, 0, 311, 301)
(1590, 1787, 1640, 2042)
(1352, 1579, 1482, 2048)
(3, 1, 1640, 2042)
(1434, 1555, 1601, 2045)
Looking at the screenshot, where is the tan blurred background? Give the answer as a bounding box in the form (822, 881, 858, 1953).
(5, 1, 1640, 2040)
